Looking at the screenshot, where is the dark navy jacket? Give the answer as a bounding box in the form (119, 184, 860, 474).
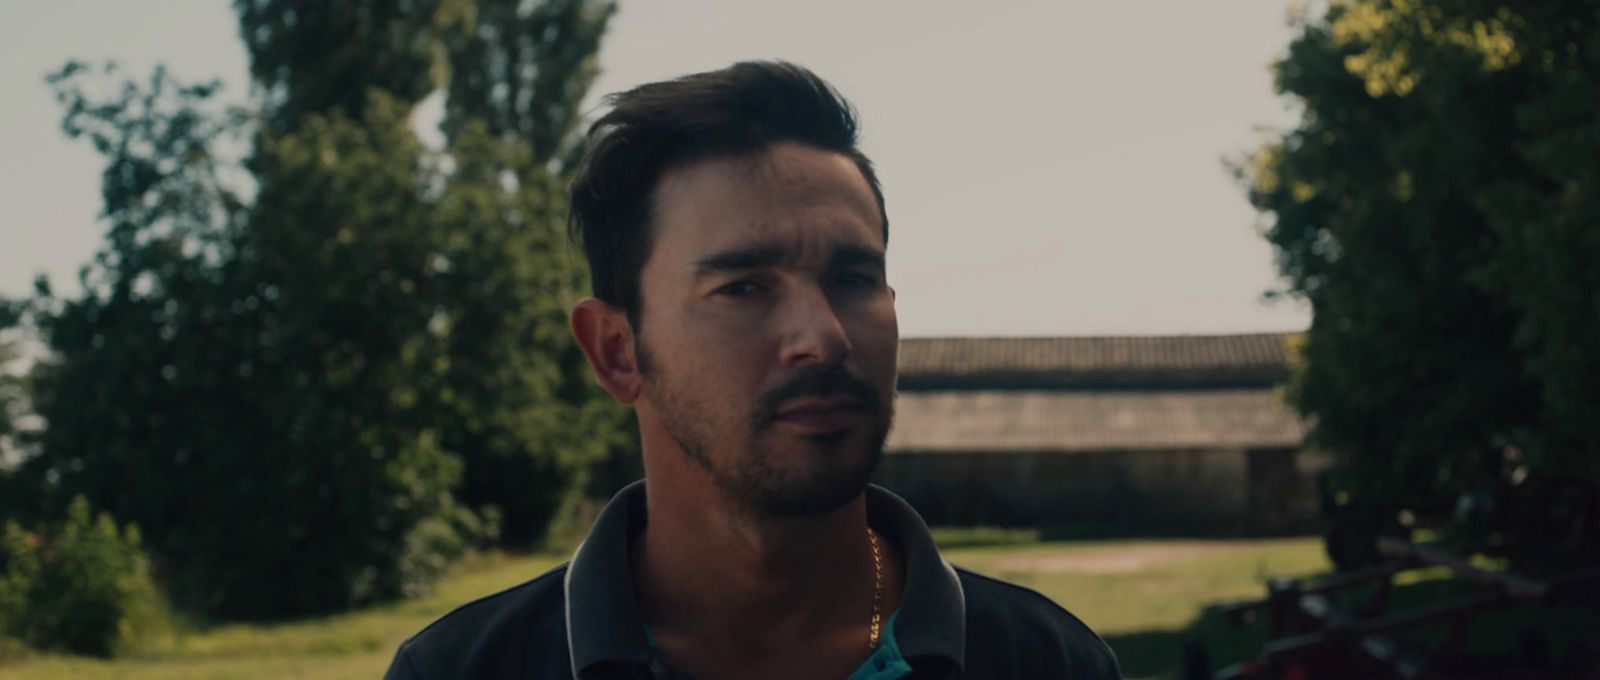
(384, 482, 1121, 679)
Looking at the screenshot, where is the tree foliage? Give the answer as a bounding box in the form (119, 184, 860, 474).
(433, 0, 622, 547)
(443, 0, 611, 168)
(6, 0, 618, 620)
(234, 0, 456, 133)
(0, 333, 25, 462)
(0, 328, 32, 526)
(1250, 0, 1600, 569)
(0, 496, 160, 657)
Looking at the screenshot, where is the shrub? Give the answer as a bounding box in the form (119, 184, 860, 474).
(0, 496, 159, 657)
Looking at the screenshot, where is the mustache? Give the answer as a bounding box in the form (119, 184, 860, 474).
(753, 364, 882, 428)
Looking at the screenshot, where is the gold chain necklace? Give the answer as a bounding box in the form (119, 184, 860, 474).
(868, 527, 883, 651)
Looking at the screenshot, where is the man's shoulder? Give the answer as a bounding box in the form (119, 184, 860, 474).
(385, 562, 571, 680)
(954, 566, 1123, 679)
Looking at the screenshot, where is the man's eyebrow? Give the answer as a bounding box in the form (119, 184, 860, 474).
(693, 243, 790, 278)
(829, 244, 886, 271)
(693, 242, 886, 279)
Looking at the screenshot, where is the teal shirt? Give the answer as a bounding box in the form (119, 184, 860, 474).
(643, 611, 913, 680)
(846, 611, 913, 680)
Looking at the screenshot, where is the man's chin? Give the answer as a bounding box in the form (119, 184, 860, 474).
(743, 478, 870, 518)
(736, 452, 883, 518)
(717, 420, 888, 518)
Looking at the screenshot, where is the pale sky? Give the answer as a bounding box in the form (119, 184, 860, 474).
(1, 1, 1310, 338)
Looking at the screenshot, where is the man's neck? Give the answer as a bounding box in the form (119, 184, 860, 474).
(637, 481, 868, 634)
(631, 475, 904, 679)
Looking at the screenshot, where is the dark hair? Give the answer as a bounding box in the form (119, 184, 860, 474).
(567, 60, 888, 325)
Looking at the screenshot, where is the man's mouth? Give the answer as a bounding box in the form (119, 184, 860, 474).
(774, 398, 866, 433)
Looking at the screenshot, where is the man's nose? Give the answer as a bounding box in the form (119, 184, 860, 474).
(778, 283, 852, 368)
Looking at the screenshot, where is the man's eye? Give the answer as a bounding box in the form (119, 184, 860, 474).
(830, 272, 879, 289)
(716, 280, 763, 297)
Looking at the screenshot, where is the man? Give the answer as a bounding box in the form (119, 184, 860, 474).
(385, 61, 1121, 680)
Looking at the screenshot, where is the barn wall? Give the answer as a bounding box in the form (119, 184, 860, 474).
(873, 448, 1325, 536)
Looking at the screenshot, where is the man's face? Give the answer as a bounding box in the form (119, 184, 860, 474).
(634, 141, 898, 518)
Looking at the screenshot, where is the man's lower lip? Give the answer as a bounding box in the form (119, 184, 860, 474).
(775, 409, 864, 432)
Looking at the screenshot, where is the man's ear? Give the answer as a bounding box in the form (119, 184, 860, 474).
(570, 297, 643, 404)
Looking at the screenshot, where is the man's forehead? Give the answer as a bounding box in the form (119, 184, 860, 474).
(653, 145, 873, 211)
(648, 144, 885, 270)
(659, 141, 860, 187)
(691, 239, 885, 278)
(671, 219, 885, 275)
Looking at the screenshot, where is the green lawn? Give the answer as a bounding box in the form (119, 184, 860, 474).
(0, 552, 565, 680)
(0, 538, 1332, 680)
(942, 538, 1332, 679)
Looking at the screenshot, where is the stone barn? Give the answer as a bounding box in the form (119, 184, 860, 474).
(873, 333, 1326, 537)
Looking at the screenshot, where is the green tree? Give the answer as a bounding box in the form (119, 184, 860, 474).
(1249, 0, 1600, 569)
(434, 0, 622, 547)
(9, 0, 618, 619)
(0, 496, 160, 657)
(442, 0, 611, 166)
(0, 326, 24, 464)
(234, 0, 456, 133)
(0, 322, 29, 524)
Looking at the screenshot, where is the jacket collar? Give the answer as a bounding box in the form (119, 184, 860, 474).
(564, 480, 966, 678)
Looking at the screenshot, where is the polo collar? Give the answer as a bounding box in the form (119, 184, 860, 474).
(564, 481, 653, 675)
(865, 485, 966, 672)
(564, 480, 967, 678)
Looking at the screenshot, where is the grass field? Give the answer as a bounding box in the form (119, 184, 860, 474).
(945, 537, 1331, 678)
(0, 537, 1333, 680)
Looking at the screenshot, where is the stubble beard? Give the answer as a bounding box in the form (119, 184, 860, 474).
(636, 336, 893, 519)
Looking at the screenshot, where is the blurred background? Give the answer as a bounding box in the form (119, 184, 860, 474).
(1, 2, 1596, 679)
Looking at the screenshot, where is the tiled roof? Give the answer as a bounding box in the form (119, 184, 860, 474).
(897, 333, 1297, 389)
(886, 388, 1308, 453)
